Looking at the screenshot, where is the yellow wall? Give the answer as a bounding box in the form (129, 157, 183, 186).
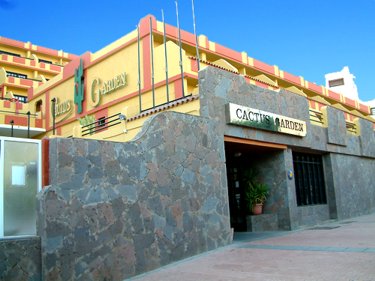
(86, 42, 140, 112)
(0, 40, 74, 103)
(27, 29, 201, 141)
(83, 98, 200, 142)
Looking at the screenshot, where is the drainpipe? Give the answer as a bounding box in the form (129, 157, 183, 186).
(27, 111, 30, 138)
(51, 98, 56, 135)
(10, 120, 14, 137)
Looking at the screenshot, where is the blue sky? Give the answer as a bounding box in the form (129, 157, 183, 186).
(1, 0, 374, 102)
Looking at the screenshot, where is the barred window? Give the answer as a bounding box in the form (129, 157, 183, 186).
(97, 117, 106, 127)
(293, 152, 327, 206)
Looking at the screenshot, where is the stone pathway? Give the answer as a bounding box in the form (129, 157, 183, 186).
(131, 213, 375, 281)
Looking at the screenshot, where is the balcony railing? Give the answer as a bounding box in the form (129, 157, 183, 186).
(81, 113, 123, 137)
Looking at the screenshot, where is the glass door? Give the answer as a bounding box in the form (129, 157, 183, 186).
(0, 138, 41, 237)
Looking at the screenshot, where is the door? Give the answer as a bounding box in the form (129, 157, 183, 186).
(0, 138, 41, 237)
(226, 162, 247, 231)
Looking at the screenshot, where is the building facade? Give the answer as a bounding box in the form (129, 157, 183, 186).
(0, 36, 77, 102)
(1, 14, 375, 281)
(3, 15, 371, 142)
(0, 36, 77, 137)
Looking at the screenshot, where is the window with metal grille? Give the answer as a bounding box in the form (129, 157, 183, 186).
(293, 152, 327, 206)
(97, 117, 106, 127)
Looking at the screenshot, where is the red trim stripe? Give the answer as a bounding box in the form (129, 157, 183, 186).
(35, 118, 43, 128)
(253, 59, 275, 75)
(13, 56, 25, 64)
(215, 43, 242, 62)
(283, 71, 301, 85)
(309, 100, 316, 109)
(0, 37, 24, 48)
(327, 90, 341, 102)
(20, 79, 33, 86)
(42, 138, 49, 188)
(35, 46, 58, 57)
(15, 101, 23, 110)
(5, 115, 27, 126)
(308, 83, 323, 94)
(344, 97, 356, 108)
(142, 34, 151, 90)
(174, 79, 183, 99)
(190, 58, 198, 72)
(359, 103, 370, 114)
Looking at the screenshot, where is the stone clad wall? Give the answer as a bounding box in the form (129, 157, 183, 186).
(198, 67, 374, 158)
(327, 108, 347, 146)
(0, 236, 41, 281)
(330, 154, 375, 219)
(37, 112, 232, 281)
(198, 66, 375, 229)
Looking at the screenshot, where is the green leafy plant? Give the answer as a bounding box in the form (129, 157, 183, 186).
(245, 182, 268, 205)
(243, 168, 269, 212)
(79, 115, 96, 135)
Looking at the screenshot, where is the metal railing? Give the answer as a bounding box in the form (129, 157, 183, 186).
(81, 113, 123, 137)
(0, 109, 38, 138)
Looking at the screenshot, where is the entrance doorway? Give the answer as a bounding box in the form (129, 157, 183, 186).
(224, 136, 286, 232)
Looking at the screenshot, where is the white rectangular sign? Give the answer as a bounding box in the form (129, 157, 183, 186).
(226, 103, 307, 137)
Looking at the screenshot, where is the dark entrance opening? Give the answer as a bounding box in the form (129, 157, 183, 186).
(224, 137, 285, 232)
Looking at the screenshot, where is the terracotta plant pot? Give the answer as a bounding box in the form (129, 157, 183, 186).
(252, 203, 263, 215)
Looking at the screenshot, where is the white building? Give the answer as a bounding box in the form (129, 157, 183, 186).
(367, 99, 375, 118)
(325, 66, 359, 101)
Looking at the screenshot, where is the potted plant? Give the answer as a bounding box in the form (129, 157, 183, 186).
(243, 169, 269, 215)
(245, 182, 269, 215)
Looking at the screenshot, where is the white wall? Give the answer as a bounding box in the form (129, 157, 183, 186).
(325, 66, 359, 101)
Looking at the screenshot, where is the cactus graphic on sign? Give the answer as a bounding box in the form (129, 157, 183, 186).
(74, 59, 84, 114)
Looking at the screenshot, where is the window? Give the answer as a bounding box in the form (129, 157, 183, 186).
(97, 117, 106, 127)
(371, 107, 375, 115)
(35, 100, 42, 112)
(293, 152, 327, 206)
(39, 58, 52, 64)
(6, 71, 27, 79)
(14, 95, 27, 103)
(328, 78, 344, 87)
(0, 50, 21, 57)
(11, 164, 26, 186)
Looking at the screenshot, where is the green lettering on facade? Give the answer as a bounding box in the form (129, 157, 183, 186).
(90, 72, 127, 107)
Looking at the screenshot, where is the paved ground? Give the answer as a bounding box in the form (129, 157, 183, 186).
(131, 213, 375, 281)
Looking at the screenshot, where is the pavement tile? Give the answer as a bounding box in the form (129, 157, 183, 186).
(131, 213, 375, 281)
